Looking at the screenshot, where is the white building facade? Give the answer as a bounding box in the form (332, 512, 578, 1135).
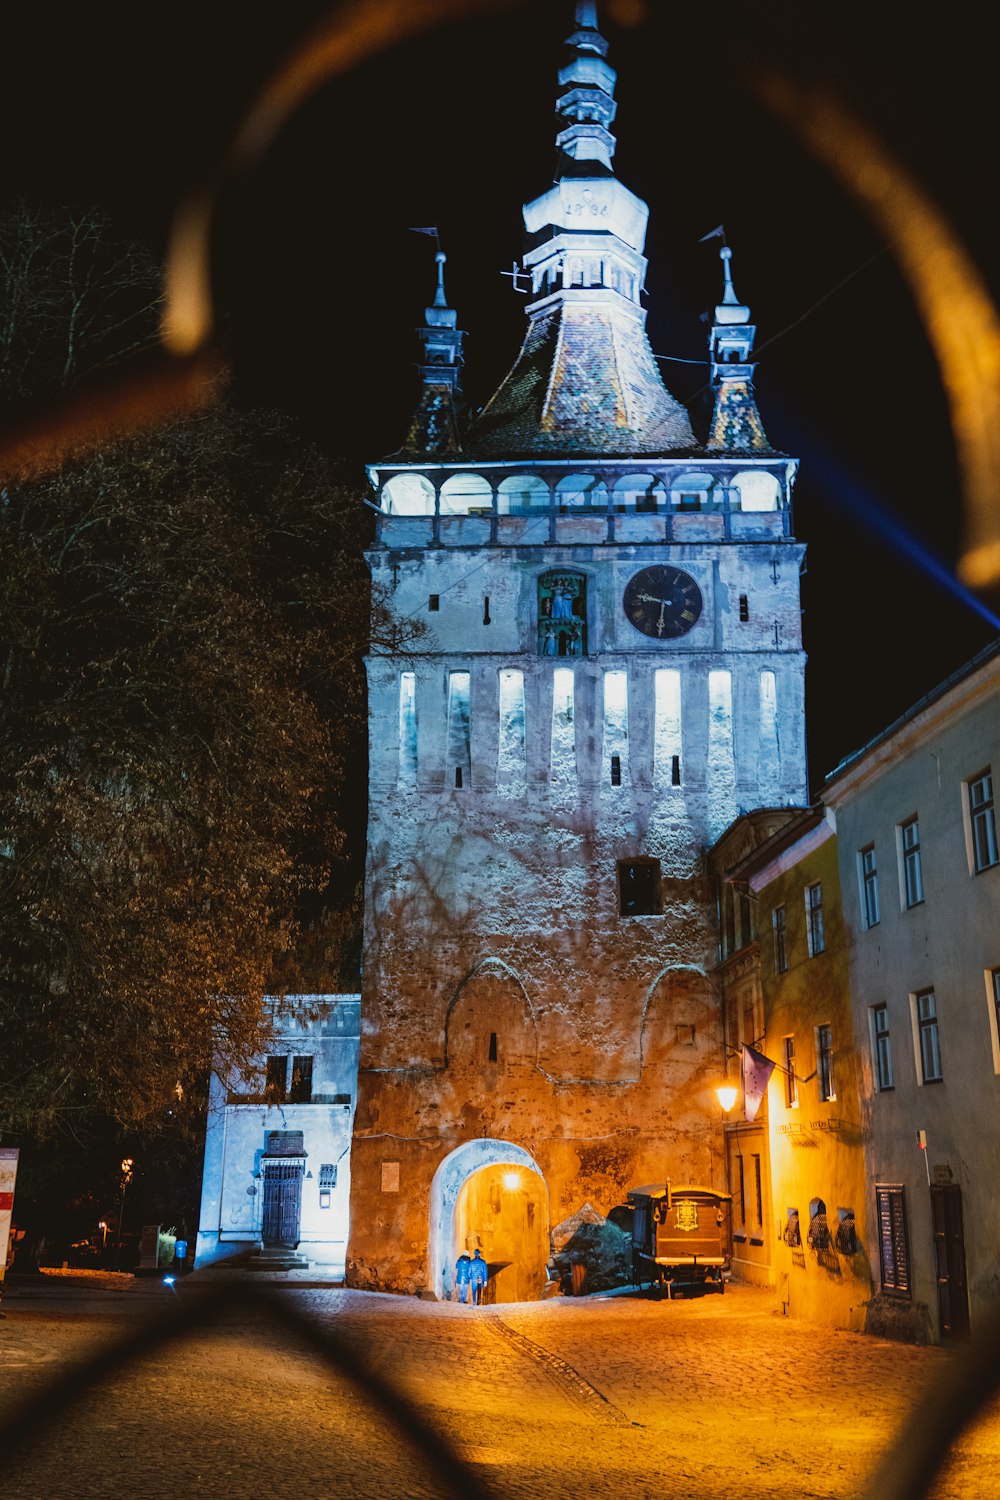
(824, 642, 1000, 1342)
(196, 995, 360, 1270)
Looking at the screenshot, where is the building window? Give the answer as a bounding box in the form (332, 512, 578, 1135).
(772, 904, 788, 973)
(836, 1207, 857, 1256)
(805, 882, 825, 957)
(807, 1198, 830, 1250)
(264, 1055, 286, 1105)
(816, 1024, 835, 1101)
(671, 754, 681, 786)
(876, 1184, 911, 1297)
(860, 845, 880, 928)
(914, 989, 942, 1083)
(318, 1163, 337, 1209)
(289, 1056, 313, 1104)
(428, 594, 440, 611)
(610, 753, 622, 786)
(618, 859, 661, 917)
(900, 817, 924, 907)
(991, 968, 1000, 1074)
(446, 671, 471, 789)
(871, 1005, 893, 1091)
(677, 492, 701, 512)
(969, 770, 998, 872)
(738, 593, 749, 622)
(538, 570, 587, 657)
(752, 1154, 763, 1230)
(399, 672, 418, 783)
(784, 1035, 798, 1107)
(783, 1208, 801, 1248)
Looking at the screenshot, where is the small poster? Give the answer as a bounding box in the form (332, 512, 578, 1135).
(0, 1147, 20, 1285)
(381, 1161, 400, 1194)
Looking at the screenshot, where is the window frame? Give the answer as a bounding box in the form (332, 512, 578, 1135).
(772, 903, 788, 974)
(816, 1023, 836, 1102)
(911, 988, 943, 1084)
(617, 857, 662, 918)
(859, 844, 880, 929)
(805, 882, 825, 957)
(870, 1004, 894, 1091)
(967, 769, 999, 874)
(987, 968, 1000, 1076)
(783, 1035, 798, 1108)
(898, 816, 924, 909)
(876, 1184, 911, 1298)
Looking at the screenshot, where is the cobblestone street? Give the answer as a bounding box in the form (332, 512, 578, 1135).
(1, 1272, 997, 1499)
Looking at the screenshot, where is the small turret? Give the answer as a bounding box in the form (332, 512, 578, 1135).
(706, 243, 772, 454)
(399, 249, 465, 458)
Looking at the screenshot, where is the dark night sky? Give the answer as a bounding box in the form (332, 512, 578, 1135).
(2, 1, 996, 793)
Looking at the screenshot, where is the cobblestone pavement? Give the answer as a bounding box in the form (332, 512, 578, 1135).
(1, 1272, 998, 1500)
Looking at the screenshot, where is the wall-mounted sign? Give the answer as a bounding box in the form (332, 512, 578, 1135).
(1, 1148, 21, 1286)
(381, 1161, 400, 1194)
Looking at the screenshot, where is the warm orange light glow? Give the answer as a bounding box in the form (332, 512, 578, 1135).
(715, 1084, 739, 1114)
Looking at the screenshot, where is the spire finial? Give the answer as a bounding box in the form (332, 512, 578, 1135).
(706, 238, 772, 453)
(433, 250, 448, 309)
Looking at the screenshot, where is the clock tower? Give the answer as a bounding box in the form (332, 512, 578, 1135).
(346, 2, 807, 1300)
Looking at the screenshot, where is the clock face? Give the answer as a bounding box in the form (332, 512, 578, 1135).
(623, 566, 703, 639)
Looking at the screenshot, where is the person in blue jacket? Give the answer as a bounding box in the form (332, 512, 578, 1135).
(467, 1247, 488, 1305)
(455, 1252, 472, 1303)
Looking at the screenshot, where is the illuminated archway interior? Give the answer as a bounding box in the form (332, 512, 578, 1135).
(453, 1163, 550, 1304)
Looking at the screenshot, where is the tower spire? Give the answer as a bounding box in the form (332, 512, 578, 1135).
(706, 243, 772, 453)
(398, 247, 465, 458)
(467, 2, 694, 457)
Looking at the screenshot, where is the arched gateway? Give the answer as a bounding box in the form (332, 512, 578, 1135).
(429, 1140, 549, 1303)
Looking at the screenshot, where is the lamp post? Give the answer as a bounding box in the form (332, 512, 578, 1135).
(113, 1158, 134, 1271)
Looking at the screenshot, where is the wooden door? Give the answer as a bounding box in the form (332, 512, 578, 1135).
(931, 1185, 970, 1341)
(262, 1163, 303, 1248)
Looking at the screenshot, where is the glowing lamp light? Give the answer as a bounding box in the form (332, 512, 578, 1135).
(163, 1276, 176, 1286)
(715, 1083, 739, 1114)
(503, 1171, 521, 1191)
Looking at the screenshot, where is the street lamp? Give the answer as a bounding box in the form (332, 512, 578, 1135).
(715, 1083, 739, 1114)
(114, 1158, 134, 1271)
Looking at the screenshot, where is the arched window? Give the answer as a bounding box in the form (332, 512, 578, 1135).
(537, 570, 587, 657)
(612, 473, 666, 512)
(555, 474, 608, 511)
(669, 471, 715, 512)
(732, 469, 781, 512)
(439, 473, 493, 515)
(381, 473, 434, 515)
(497, 474, 550, 514)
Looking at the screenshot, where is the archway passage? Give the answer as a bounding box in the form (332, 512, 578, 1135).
(454, 1164, 549, 1304)
(429, 1139, 549, 1303)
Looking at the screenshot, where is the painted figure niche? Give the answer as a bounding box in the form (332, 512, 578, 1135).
(537, 570, 587, 657)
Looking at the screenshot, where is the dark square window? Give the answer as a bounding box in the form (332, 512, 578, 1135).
(428, 594, 440, 611)
(264, 1055, 286, 1105)
(289, 1055, 313, 1103)
(618, 859, 661, 917)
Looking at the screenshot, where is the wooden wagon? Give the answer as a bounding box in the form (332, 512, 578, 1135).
(626, 1183, 731, 1296)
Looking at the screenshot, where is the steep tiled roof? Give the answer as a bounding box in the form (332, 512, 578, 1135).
(467, 303, 695, 457)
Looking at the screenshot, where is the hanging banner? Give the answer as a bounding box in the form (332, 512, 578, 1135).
(742, 1045, 776, 1123)
(0, 1147, 20, 1286)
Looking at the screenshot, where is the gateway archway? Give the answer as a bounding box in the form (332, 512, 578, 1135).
(429, 1140, 549, 1303)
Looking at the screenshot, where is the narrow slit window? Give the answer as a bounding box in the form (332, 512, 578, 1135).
(708, 669, 735, 837)
(739, 593, 749, 622)
(483, 596, 491, 625)
(488, 1031, 498, 1063)
(654, 669, 682, 786)
(399, 672, 417, 784)
(497, 668, 526, 795)
(549, 667, 577, 795)
(428, 594, 440, 612)
(603, 670, 628, 788)
(758, 670, 780, 796)
(447, 671, 471, 790)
